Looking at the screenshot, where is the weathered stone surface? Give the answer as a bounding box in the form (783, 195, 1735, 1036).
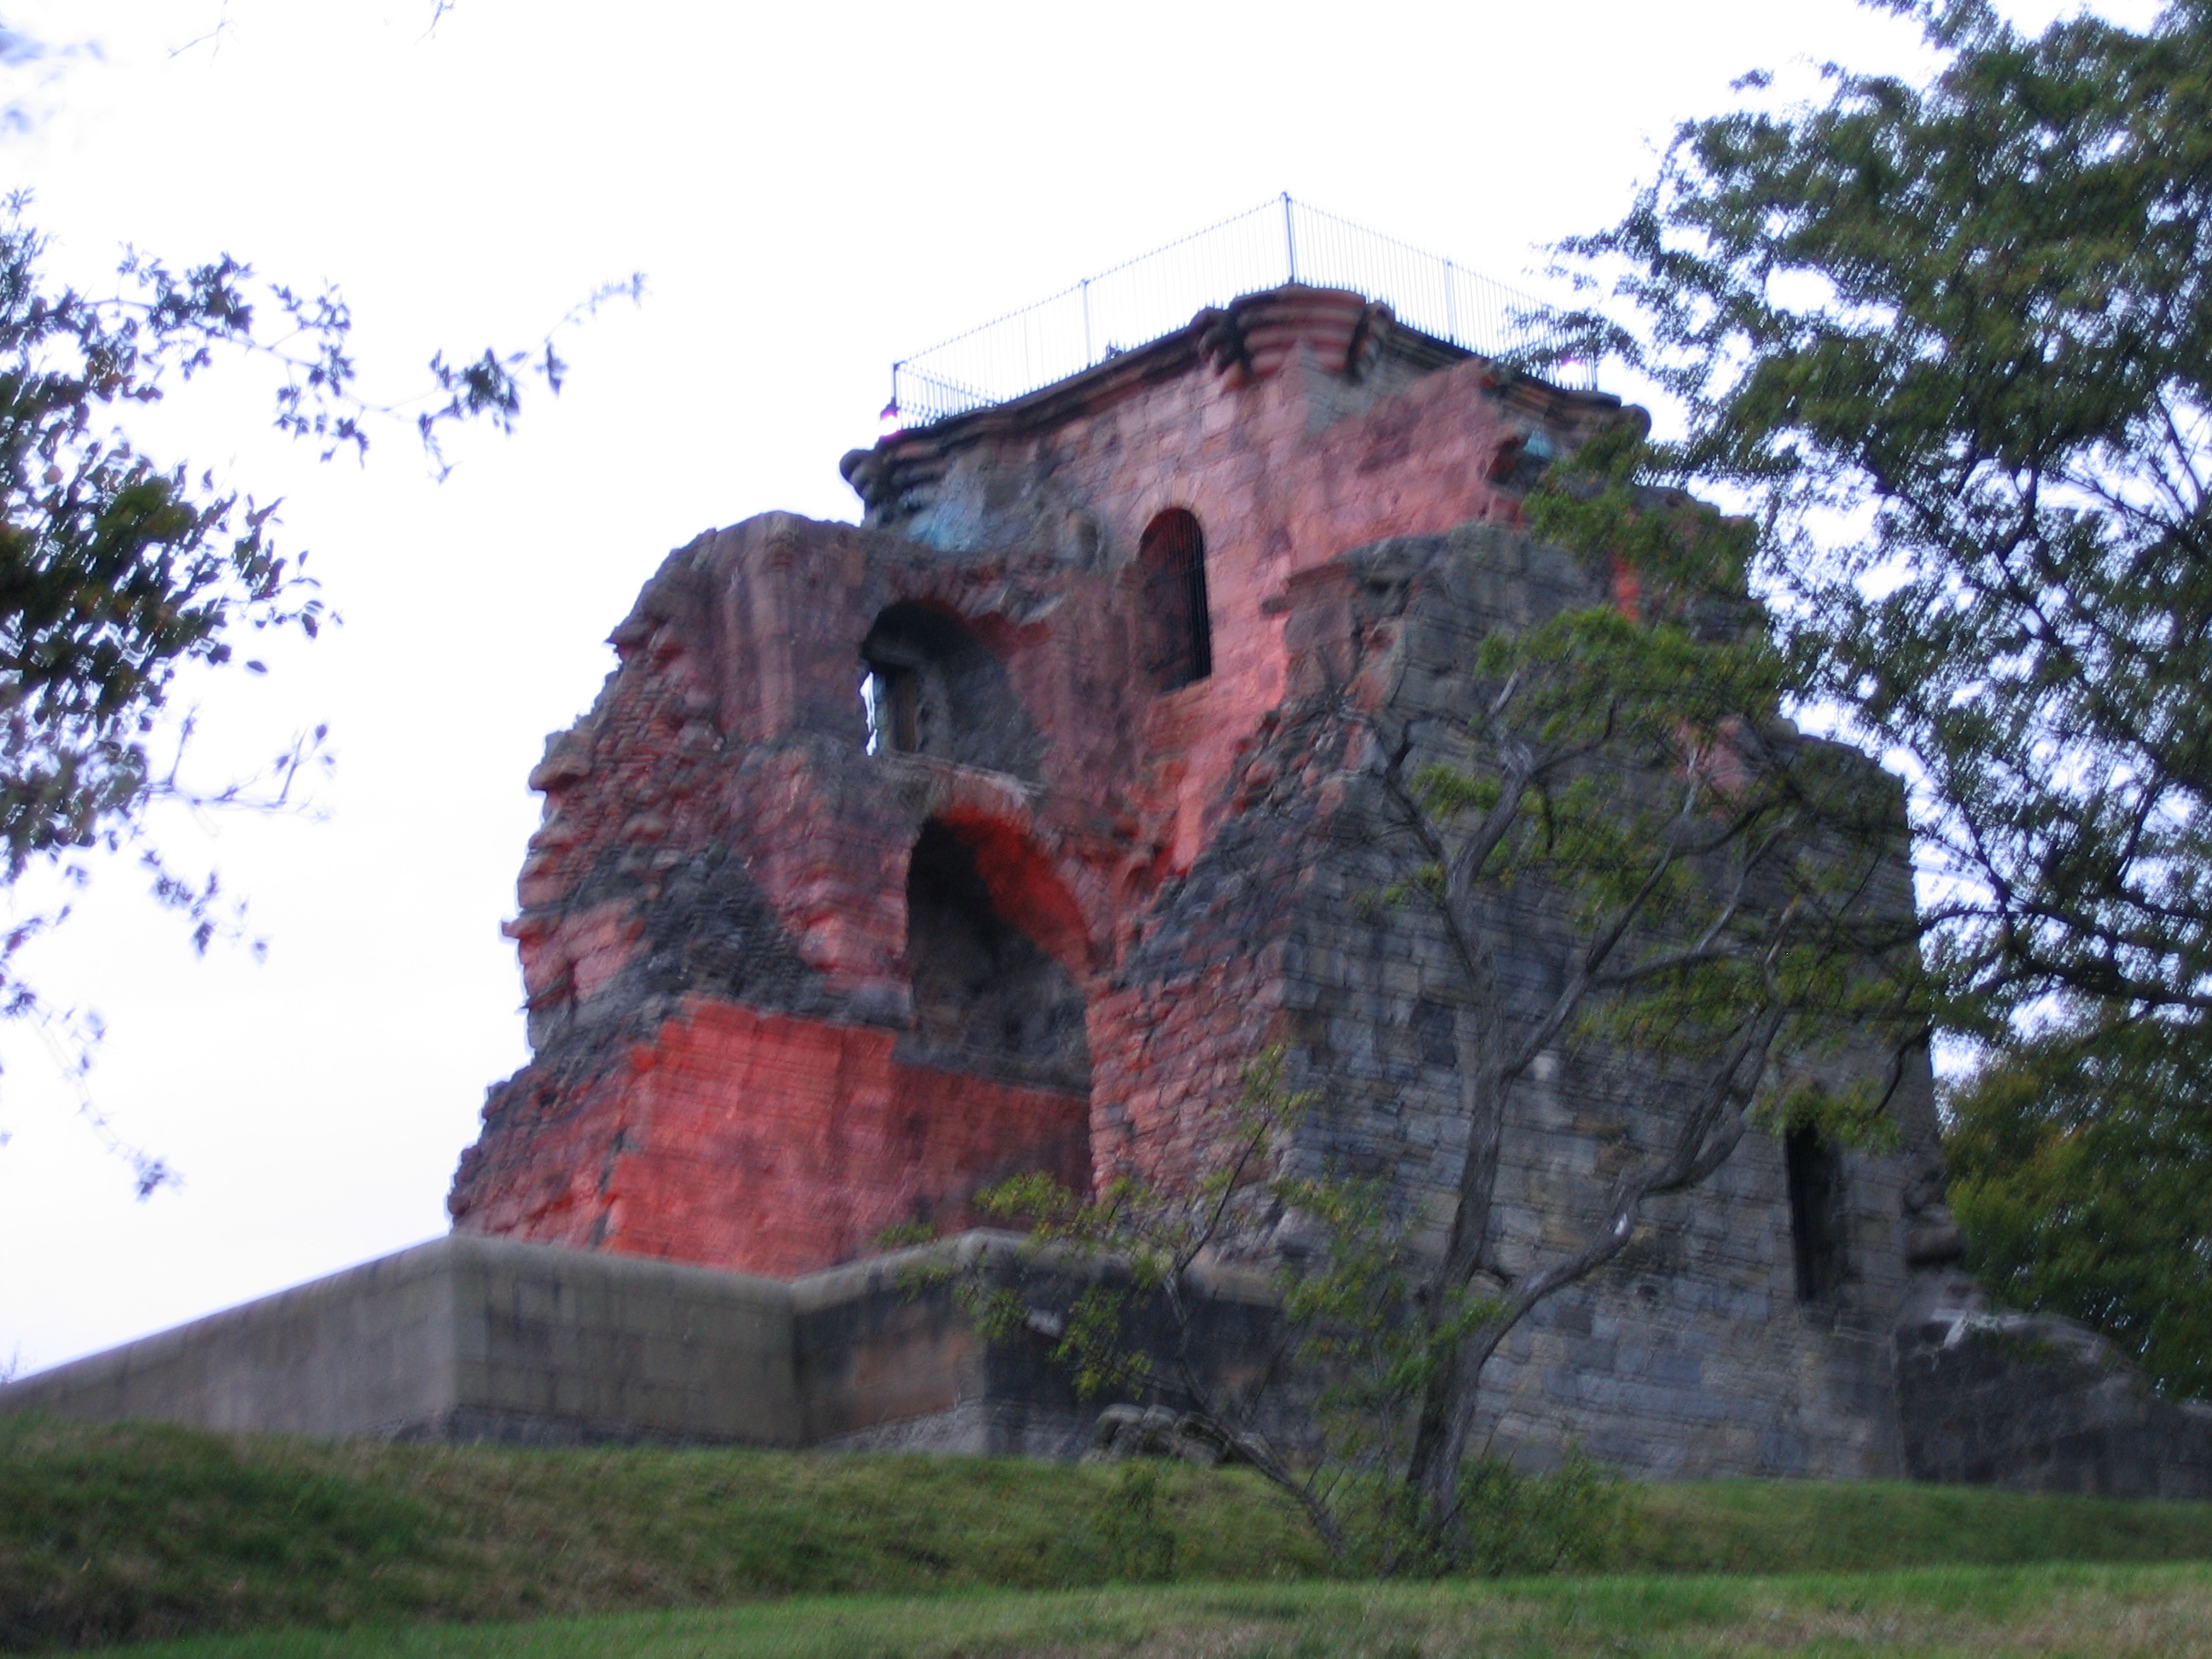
(0, 1233, 1283, 1455)
(425, 282, 2202, 1488)
(0, 1236, 802, 1446)
(451, 292, 1632, 1279)
(1895, 1272, 2212, 1499)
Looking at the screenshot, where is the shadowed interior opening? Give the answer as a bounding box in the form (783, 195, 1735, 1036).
(1138, 509, 1212, 692)
(901, 820, 1091, 1094)
(1785, 1126, 1849, 1302)
(859, 602, 1040, 777)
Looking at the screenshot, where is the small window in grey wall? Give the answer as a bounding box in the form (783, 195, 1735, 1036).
(1785, 1126, 1849, 1302)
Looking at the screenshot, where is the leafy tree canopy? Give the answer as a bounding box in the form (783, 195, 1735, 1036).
(1556, 0, 2212, 1038)
(0, 176, 636, 1184)
(1550, 0, 2212, 1390)
(1946, 1017, 2212, 1399)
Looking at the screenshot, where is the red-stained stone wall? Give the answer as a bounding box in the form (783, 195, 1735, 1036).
(450, 288, 1627, 1278)
(851, 286, 1623, 876)
(453, 998, 1088, 1279)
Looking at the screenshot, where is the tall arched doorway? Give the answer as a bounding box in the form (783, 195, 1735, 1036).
(902, 818, 1091, 1095)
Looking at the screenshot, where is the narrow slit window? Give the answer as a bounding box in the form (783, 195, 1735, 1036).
(1138, 509, 1212, 692)
(1784, 1125, 1848, 1302)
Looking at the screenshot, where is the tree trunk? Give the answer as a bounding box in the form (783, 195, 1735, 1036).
(1403, 991, 1509, 1514)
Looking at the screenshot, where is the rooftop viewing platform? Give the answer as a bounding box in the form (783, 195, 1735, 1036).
(886, 195, 1592, 430)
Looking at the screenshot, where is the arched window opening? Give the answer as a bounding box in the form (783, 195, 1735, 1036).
(859, 602, 1039, 776)
(903, 820, 1091, 1095)
(1138, 509, 1212, 693)
(1785, 1126, 1849, 1303)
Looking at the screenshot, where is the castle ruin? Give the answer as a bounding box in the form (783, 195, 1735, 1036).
(11, 236, 2208, 1497)
(443, 282, 1950, 1479)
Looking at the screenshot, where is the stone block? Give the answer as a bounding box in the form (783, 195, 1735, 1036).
(0, 1235, 806, 1447)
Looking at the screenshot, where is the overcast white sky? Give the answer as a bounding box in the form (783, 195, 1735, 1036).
(0, 0, 2150, 1377)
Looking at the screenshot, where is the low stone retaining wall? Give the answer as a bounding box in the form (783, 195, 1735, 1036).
(1896, 1286, 2212, 1501)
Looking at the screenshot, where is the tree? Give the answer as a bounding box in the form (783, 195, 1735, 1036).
(1545, 0, 2212, 1380)
(0, 185, 637, 1183)
(1365, 457, 1917, 1540)
(1944, 1016, 2212, 1400)
(951, 454, 1918, 1566)
(949, 1054, 1631, 1575)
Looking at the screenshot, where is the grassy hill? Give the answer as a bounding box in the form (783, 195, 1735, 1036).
(75, 1566, 2212, 1659)
(7, 1413, 2212, 1653)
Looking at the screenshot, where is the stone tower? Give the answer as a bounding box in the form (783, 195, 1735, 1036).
(446, 284, 1953, 1477)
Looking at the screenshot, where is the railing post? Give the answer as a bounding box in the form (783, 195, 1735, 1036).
(1081, 277, 1093, 366)
(1444, 258, 1457, 345)
(1282, 191, 1297, 285)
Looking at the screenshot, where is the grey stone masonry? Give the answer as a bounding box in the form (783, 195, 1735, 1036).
(9, 1225, 2203, 1498)
(0, 1232, 1285, 1455)
(1895, 1272, 2212, 1500)
(1097, 523, 1942, 1481)
(0, 1236, 800, 1445)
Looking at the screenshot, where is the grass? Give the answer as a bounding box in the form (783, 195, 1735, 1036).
(77, 1565, 2212, 1659)
(7, 1414, 2212, 1652)
(1626, 1476, 2212, 1575)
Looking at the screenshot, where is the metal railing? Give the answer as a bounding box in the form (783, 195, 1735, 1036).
(888, 195, 1591, 429)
